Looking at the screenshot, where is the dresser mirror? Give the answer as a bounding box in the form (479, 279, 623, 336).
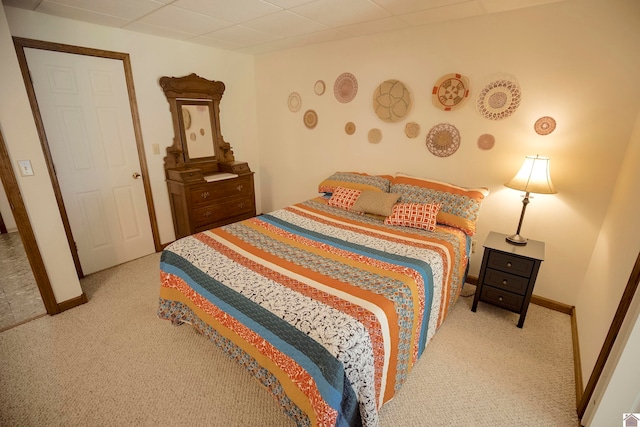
(160, 73, 235, 172)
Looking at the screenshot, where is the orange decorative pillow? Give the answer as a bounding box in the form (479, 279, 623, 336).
(327, 186, 362, 210)
(318, 172, 393, 193)
(390, 173, 489, 235)
(384, 203, 441, 231)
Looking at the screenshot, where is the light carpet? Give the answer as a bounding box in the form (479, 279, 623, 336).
(0, 252, 580, 426)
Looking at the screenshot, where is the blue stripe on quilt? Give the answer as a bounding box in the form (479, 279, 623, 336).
(161, 252, 359, 426)
(260, 213, 434, 355)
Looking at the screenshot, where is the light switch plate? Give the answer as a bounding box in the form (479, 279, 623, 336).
(17, 160, 34, 176)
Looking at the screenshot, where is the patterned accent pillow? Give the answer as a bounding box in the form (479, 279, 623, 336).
(351, 191, 401, 217)
(384, 203, 441, 231)
(318, 172, 393, 193)
(390, 173, 489, 235)
(327, 186, 362, 210)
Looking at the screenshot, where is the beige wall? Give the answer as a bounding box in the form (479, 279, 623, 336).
(254, 0, 640, 307)
(1, 6, 259, 301)
(0, 6, 80, 302)
(577, 108, 640, 407)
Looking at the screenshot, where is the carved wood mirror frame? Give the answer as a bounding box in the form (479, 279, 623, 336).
(160, 73, 235, 172)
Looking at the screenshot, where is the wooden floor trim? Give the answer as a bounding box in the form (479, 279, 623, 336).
(57, 292, 88, 312)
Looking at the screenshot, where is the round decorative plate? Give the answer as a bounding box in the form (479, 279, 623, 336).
(345, 121, 356, 135)
(476, 79, 521, 120)
(334, 72, 358, 103)
(288, 92, 301, 112)
(182, 108, 192, 129)
(432, 73, 470, 111)
(314, 80, 325, 96)
(368, 128, 382, 144)
(373, 79, 412, 123)
(534, 116, 556, 135)
(405, 122, 420, 138)
(426, 123, 461, 157)
(303, 109, 318, 129)
(477, 133, 495, 150)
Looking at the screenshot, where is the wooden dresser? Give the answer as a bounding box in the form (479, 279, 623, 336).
(160, 73, 256, 240)
(166, 163, 255, 239)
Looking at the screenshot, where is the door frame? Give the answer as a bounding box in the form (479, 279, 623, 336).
(0, 127, 59, 314)
(12, 37, 161, 278)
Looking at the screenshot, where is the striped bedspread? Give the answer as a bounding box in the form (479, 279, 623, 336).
(158, 197, 469, 427)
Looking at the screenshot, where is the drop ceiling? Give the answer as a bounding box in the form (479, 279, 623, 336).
(3, 0, 564, 54)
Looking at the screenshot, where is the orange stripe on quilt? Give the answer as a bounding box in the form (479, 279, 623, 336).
(160, 276, 332, 427)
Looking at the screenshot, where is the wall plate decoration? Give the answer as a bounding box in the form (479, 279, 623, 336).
(368, 128, 382, 144)
(477, 133, 495, 150)
(303, 109, 318, 129)
(373, 79, 412, 123)
(432, 73, 470, 111)
(345, 121, 356, 135)
(405, 122, 420, 138)
(476, 78, 521, 120)
(288, 92, 301, 112)
(314, 80, 325, 95)
(334, 72, 358, 103)
(426, 123, 461, 157)
(534, 116, 556, 135)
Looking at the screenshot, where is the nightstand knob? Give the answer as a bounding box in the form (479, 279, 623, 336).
(506, 262, 512, 268)
(498, 296, 503, 302)
(502, 280, 508, 285)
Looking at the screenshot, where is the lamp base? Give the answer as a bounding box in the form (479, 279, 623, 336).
(506, 234, 528, 246)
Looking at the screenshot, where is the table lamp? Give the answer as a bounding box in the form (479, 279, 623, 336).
(504, 155, 557, 245)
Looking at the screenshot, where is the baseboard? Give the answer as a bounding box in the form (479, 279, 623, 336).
(571, 306, 583, 406)
(530, 294, 573, 315)
(57, 292, 88, 312)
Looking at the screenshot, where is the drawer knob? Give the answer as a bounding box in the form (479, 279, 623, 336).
(506, 262, 512, 268)
(201, 191, 210, 199)
(498, 296, 503, 302)
(202, 210, 213, 218)
(502, 280, 508, 285)
(236, 185, 244, 192)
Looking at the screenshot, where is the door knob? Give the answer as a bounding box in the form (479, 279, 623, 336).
(132, 172, 141, 179)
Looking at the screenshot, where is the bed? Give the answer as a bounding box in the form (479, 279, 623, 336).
(158, 172, 488, 427)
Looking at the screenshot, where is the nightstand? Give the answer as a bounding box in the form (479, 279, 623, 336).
(471, 231, 545, 328)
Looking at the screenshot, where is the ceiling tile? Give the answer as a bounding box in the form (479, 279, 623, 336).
(399, 1, 485, 26)
(291, 0, 391, 27)
(192, 35, 248, 50)
(172, 0, 282, 23)
(204, 25, 282, 47)
(242, 10, 329, 37)
(140, 5, 233, 35)
(338, 16, 409, 37)
(479, 0, 565, 13)
(35, 1, 130, 27)
(39, 0, 165, 20)
(263, 0, 316, 8)
(123, 21, 195, 40)
(372, 0, 470, 15)
(3, 0, 40, 10)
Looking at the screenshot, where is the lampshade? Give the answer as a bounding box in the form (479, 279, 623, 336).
(505, 155, 557, 195)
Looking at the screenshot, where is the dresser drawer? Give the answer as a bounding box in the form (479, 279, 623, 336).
(480, 286, 523, 313)
(487, 251, 534, 278)
(190, 175, 254, 206)
(193, 196, 255, 228)
(483, 268, 529, 295)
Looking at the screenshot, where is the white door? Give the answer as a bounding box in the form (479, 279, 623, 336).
(25, 48, 154, 275)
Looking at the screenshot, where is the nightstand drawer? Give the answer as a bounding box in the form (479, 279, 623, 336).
(487, 251, 534, 277)
(480, 286, 523, 313)
(484, 268, 529, 295)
